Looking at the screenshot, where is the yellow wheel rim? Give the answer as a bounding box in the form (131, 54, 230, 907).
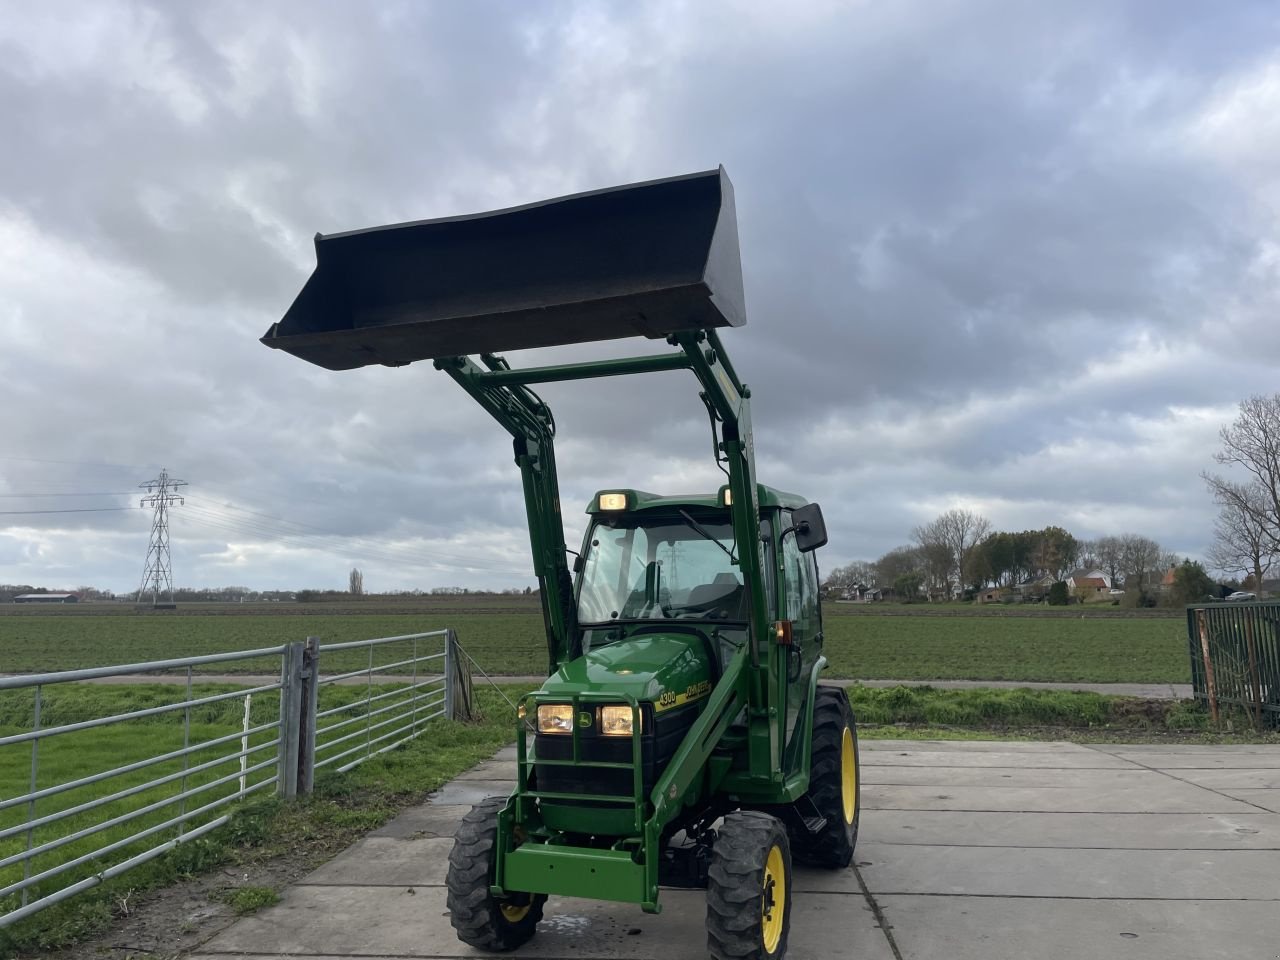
(500, 901, 531, 923)
(841, 726, 857, 824)
(761, 843, 786, 953)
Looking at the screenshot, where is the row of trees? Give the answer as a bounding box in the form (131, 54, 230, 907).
(826, 393, 1280, 605)
(825, 512, 1180, 603)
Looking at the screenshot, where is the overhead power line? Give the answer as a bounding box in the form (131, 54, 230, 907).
(0, 492, 136, 498)
(0, 455, 148, 470)
(0, 507, 135, 515)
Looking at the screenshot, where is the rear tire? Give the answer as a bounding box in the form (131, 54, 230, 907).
(446, 796, 546, 951)
(707, 811, 792, 960)
(791, 686, 860, 868)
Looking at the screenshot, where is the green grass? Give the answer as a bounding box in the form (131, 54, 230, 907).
(846, 685, 1278, 742)
(826, 615, 1189, 682)
(0, 683, 523, 953)
(0, 613, 546, 677)
(218, 885, 280, 914)
(0, 604, 1193, 683)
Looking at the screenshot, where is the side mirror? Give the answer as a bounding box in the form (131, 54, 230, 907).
(792, 502, 828, 553)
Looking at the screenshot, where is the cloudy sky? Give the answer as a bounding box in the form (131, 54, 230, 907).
(3, 0, 1279, 594)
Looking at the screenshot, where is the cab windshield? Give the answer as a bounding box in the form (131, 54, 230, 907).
(576, 515, 744, 625)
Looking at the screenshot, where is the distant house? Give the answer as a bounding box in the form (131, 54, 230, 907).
(1068, 568, 1112, 589)
(1068, 568, 1111, 602)
(836, 584, 883, 603)
(14, 593, 78, 604)
(1014, 575, 1055, 601)
(978, 586, 1009, 604)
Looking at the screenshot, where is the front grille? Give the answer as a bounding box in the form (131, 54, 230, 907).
(534, 700, 699, 799)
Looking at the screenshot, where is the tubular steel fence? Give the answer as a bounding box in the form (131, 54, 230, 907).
(0, 628, 470, 928)
(1187, 601, 1280, 729)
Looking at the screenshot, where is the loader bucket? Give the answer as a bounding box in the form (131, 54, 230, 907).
(261, 167, 745, 371)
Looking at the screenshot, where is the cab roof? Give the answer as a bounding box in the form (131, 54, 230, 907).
(585, 484, 808, 514)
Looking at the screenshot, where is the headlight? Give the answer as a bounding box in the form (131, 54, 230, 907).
(537, 704, 573, 734)
(600, 705, 641, 736)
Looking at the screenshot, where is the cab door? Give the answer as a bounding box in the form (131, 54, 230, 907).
(779, 510, 822, 757)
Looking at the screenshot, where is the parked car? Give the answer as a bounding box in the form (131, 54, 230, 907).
(1225, 591, 1257, 602)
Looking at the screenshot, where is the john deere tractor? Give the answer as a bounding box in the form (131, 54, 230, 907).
(263, 168, 860, 960)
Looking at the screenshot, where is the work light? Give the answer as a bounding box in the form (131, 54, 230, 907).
(598, 492, 628, 510)
(536, 704, 574, 734)
(600, 705, 640, 736)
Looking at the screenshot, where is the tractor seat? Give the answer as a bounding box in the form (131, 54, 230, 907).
(685, 574, 745, 619)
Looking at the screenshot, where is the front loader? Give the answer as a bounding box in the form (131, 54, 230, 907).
(262, 167, 860, 960)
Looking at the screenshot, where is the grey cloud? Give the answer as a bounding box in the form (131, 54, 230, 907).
(4, 0, 1280, 591)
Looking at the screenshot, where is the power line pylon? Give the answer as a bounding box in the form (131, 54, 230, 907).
(137, 468, 187, 606)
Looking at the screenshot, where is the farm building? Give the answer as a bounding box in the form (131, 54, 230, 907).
(1068, 569, 1111, 601)
(13, 593, 79, 604)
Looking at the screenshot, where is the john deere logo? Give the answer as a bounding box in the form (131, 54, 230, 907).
(577, 711, 593, 728)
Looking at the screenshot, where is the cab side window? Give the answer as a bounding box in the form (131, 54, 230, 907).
(780, 511, 818, 637)
(804, 550, 821, 641)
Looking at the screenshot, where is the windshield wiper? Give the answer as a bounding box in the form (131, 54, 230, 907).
(678, 509, 735, 562)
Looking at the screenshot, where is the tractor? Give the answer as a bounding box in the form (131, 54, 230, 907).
(263, 167, 860, 960)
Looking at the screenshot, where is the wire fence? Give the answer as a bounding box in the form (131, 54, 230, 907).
(0, 628, 470, 928)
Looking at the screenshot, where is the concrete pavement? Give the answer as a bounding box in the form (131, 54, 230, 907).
(188, 738, 1280, 960)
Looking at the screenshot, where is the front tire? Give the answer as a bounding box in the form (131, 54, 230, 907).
(707, 811, 792, 960)
(791, 686, 860, 868)
(446, 796, 546, 951)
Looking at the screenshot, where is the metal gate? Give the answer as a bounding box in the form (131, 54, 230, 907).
(0, 628, 469, 928)
(1187, 601, 1280, 728)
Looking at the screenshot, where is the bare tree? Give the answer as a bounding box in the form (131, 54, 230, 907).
(1094, 535, 1124, 587)
(876, 545, 924, 586)
(1119, 534, 1162, 593)
(1204, 394, 1280, 553)
(919, 541, 955, 599)
(1030, 526, 1079, 581)
(913, 508, 991, 595)
(1206, 481, 1276, 591)
(349, 567, 364, 596)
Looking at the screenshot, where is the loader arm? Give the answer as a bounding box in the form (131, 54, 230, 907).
(434, 353, 578, 673)
(435, 331, 782, 781)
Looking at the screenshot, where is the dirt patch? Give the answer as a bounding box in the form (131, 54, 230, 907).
(47, 849, 321, 960)
(37, 802, 374, 960)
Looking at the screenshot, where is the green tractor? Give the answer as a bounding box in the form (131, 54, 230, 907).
(263, 167, 860, 960)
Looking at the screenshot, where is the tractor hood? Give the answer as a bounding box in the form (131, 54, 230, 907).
(540, 633, 714, 712)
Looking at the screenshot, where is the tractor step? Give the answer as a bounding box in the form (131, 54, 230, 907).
(801, 815, 828, 835)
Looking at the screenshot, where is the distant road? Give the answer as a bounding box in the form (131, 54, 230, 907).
(0, 672, 1192, 699)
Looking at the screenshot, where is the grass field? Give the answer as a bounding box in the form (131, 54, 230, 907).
(0, 600, 1193, 683)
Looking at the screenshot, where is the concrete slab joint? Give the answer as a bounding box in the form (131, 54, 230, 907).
(189, 738, 1280, 960)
